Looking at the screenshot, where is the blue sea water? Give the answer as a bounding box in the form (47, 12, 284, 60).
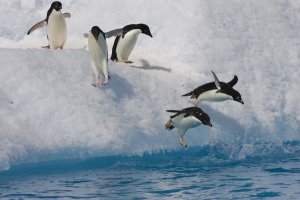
(1, 141, 300, 199)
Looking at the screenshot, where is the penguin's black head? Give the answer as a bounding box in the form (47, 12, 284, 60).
(51, 1, 62, 11)
(220, 84, 244, 105)
(137, 24, 153, 38)
(233, 92, 244, 104)
(91, 26, 104, 40)
(193, 108, 213, 127)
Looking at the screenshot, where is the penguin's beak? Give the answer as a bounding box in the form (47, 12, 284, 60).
(146, 31, 153, 38)
(204, 121, 213, 127)
(235, 97, 244, 105)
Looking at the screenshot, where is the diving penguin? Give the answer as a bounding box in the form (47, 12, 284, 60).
(165, 107, 212, 148)
(87, 26, 123, 86)
(182, 71, 244, 106)
(111, 24, 153, 64)
(27, 1, 71, 49)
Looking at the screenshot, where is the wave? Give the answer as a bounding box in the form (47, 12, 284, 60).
(1, 140, 299, 176)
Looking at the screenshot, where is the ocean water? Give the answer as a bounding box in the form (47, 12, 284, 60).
(1, 141, 300, 199)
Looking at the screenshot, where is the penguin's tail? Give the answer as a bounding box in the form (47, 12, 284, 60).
(165, 119, 174, 130)
(182, 91, 194, 98)
(166, 110, 181, 113)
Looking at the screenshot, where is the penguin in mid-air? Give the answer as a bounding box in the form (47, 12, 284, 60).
(165, 107, 212, 148)
(27, 1, 71, 49)
(111, 23, 153, 64)
(182, 71, 244, 106)
(86, 26, 123, 86)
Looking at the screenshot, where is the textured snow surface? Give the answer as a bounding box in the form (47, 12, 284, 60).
(0, 0, 299, 170)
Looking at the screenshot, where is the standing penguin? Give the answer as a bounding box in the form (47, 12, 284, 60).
(27, 1, 71, 49)
(182, 71, 244, 106)
(111, 24, 153, 64)
(165, 107, 212, 148)
(87, 26, 123, 86)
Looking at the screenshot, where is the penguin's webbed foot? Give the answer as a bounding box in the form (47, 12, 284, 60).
(102, 79, 109, 85)
(179, 138, 188, 148)
(92, 79, 100, 87)
(165, 119, 172, 129)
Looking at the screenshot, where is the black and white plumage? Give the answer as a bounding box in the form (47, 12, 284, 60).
(111, 23, 153, 64)
(27, 1, 71, 49)
(165, 107, 212, 148)
(182, 71, 244, 106)
(86, 26, 123, 86)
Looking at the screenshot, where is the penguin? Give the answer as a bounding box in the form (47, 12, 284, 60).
(182, 71, 244, 106)
(27, 1, 71, 49)
(165, 107, 212, 148)
(111, 23, 153, 64)
(87, 26, 123, 86)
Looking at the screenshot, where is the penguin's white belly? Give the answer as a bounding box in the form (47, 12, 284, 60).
(47, 12, 67, 49)
(172, 114, 201, 132)
(197, 90, 232, 103)
(116, 30, 141, 61)
(88, 34, 107, 74)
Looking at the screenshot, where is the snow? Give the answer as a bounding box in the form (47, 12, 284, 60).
(0, 0, 300, 170)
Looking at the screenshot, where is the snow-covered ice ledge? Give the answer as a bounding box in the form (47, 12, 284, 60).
(0, 45, 298, 170)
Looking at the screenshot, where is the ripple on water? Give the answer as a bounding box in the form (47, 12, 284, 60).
(251, 191, 282, 198)
(230, 188, 253, 193)
(3, 193, 38, 198)
(264, 167, 300, 174)
(230, 183, 254, 193)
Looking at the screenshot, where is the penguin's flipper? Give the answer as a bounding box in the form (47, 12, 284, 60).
(83, 33, 89, 38)
(27, 20, 47, 35)
(227, 75, 238, 87)
(166, 110, 183, 119)
(104, 28, 123, 38)
(166, 110, 182, 113)
(211, 71, 221, 91)
(183, 113, 191, 118)
(63, 13, 71, 18)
